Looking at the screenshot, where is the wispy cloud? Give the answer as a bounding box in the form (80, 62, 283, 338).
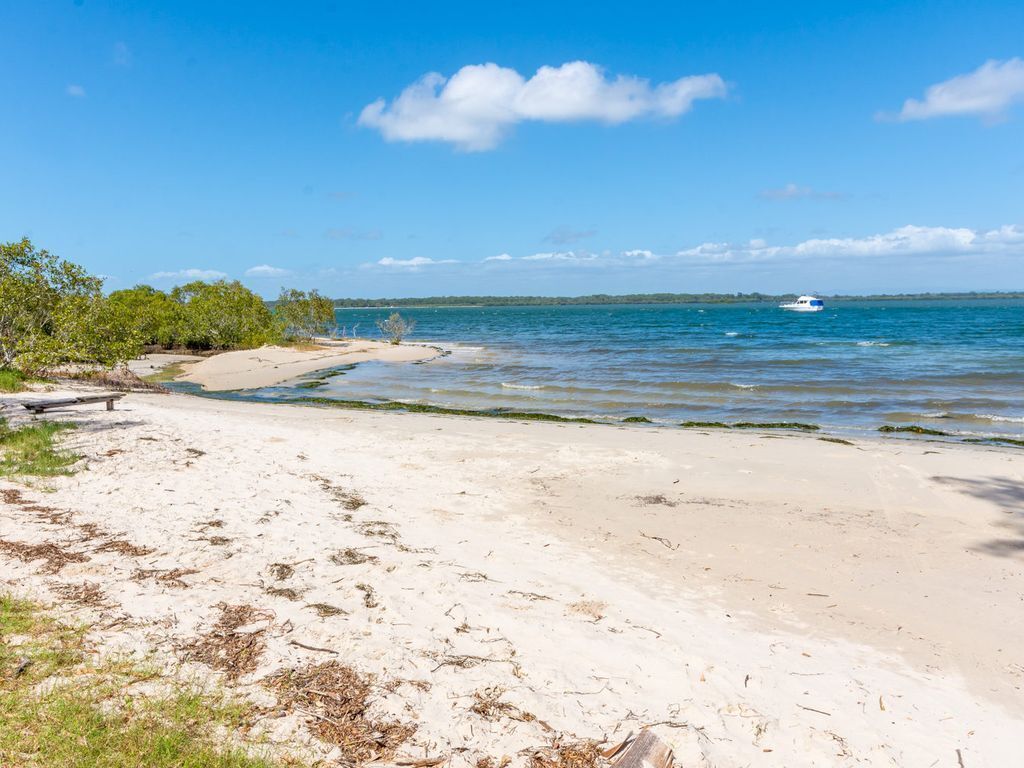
(888, 58, 1024, 122)
(245, 264, 291, 277)
(112, 42, 132, 67)
(373, 256, 458, 270)
(66, 84, 86, 98)
(359, 61, 727, 151)
(478, 224, 1023, 269)
(758, 183, 843, 201)
(326, 227, 383, 241)
(150, 268, 227, 281)
(544, 227, 596, 245)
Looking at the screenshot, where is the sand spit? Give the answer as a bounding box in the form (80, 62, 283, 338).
(174, 340, 439, 391)
(1, 389, 1022, 766)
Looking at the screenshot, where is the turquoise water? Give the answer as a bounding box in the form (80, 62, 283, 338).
(251, 300, 1024, 438)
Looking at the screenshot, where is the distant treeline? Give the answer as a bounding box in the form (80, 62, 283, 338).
(331, 291, 1024, 308)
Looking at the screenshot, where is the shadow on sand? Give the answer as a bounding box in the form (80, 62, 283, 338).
(932, 475, 1024, 557)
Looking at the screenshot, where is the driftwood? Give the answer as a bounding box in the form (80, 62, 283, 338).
(604, 730, 674, 768)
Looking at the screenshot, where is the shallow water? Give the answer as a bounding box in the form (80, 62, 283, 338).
(235, 300, 1024, 438)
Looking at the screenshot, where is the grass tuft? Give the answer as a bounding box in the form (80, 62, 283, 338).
(1, 594, 294, 768)
(0, 369, 27, 393)
(0, 418, 80, 477)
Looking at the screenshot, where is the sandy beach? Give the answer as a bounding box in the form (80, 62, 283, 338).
(168, 340, 440, 391)
(1, 386, 1022, 766)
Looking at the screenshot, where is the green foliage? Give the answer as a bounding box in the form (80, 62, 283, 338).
(171, 280, 281, 350)
(375, 312, 415, 344)
(0, 595, 293, 768)
(0, 239, 141, 374)
(274, 288, 335, 341)
(0, 418, 80, 477)
(107, 285, 183, 348)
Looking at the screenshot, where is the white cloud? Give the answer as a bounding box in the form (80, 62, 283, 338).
(66, 84, 86, 98)
(676, 224, 1024, 263)
(359, 61, 727, 150)
(894, 58, 1024, 122)
(375, 256, 458, 270)
(475, 224, 1023, 270)
(759, 183, 843, 201)
(150, 268, 228, 281)
(245, 264, 292, 277)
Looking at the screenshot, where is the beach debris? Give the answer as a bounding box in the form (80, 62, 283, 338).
(471, 686, 548, 728)
(131, 567, 198, 589)
(268, 562, 295, 580)
(529, 739, 603, 768)
(355, 583, 379, 608)
(306, 602, 349, 617)
(0, 538, 88, 574)
(289, 639, 339, 655)
(634, 495, 678, 507)
(311, 474, 367, 510)
(330, 548, 379, 566)
(395, 757, 447, 768)
(459, 570, 492, 583)
(567, 600, 606, 621)
(204, 535, 231, 546)
(355, 520, 400, 542)
(601, 730, 673, 768)
(182, 602, 273, 680)
(264, 661, 415, 762)
(507, 590, 552, 602)
(430, 653, 522, 676)
(265, 585, 304, 601)
(53, 581, 108, 608)
(477, 757, 512, 768)
(94, 538, 155, 557)
(639, 532, 679, 550)
(185, 447, 206, 457)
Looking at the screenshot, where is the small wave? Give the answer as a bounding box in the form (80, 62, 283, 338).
(501, 382, 544, 390)
(724, 331, 739, 337)
(729, 382, 758, 390)
(974, 413, 1024, 424)
(856, 341, 890, 347)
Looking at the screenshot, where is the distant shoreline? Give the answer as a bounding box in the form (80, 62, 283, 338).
(327, 291, 1024, 309)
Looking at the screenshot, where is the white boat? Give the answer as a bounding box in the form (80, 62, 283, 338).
(779, 295, 824, 312)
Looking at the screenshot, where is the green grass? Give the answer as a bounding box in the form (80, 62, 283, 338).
(878, 424, 950, 436)
(0, 418, 80, 477)
(0, 594, 297, 768)
(294, 396, 598, 423)
(0, 369, 27, 392)
(680, 420, 820, 431)
(142, 362, 187, 384)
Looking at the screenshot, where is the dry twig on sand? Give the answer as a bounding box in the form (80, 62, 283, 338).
(0, 538, 88, 574)
(264, 661, 415, 763)
(182, 603, 273, 680)
(330, 548, 379, 566)
(131, 567, 199, 589)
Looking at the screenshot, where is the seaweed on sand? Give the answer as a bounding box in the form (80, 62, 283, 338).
(0, 539, 88, 574)
(878, 425, 949, 436)
(294, 396, 597, 423)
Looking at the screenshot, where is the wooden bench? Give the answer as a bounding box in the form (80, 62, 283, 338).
(22, 394, 125, 415)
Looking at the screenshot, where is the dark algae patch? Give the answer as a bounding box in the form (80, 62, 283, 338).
(293, 396, 597, 423)
(963, 437, 1024, 448)
(680, 420, 820, 431)
(878, 425, 950, 436)
(621, 416, 653, 423)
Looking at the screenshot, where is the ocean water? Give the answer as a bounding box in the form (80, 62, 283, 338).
(258, 300, 1024, 438)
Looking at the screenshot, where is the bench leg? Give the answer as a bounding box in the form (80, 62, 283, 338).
(106, 399, 114, 411)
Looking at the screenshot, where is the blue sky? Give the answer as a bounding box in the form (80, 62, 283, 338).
(2, 0, 1023, 297)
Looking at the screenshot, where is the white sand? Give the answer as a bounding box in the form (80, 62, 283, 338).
(1, 389, 1022, 766)
(174, 340, 439, 391)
